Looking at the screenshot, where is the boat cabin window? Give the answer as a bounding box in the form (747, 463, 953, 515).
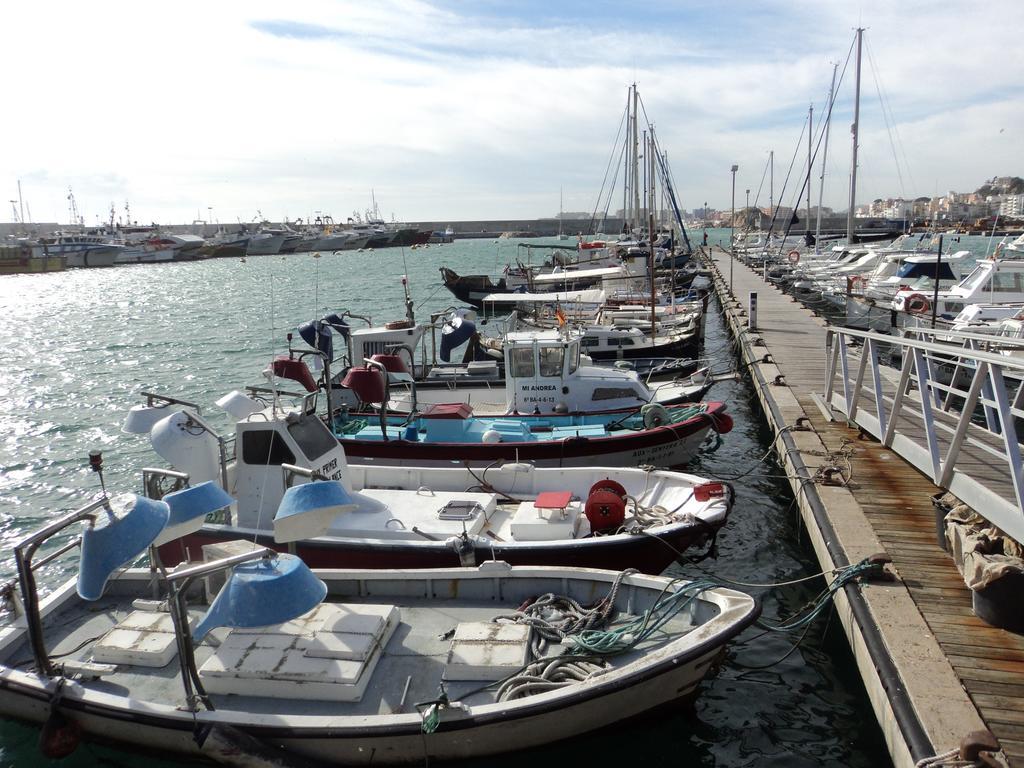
(581, 337, 599, 349)
(567, 341, 580, 374)
(242, 429, 296, 466)
(509, 346, 535, 377)
(898, 261, 956, 280)
(538, 345, 564, 377)
(991, 270, 1024, 293)
(286, 414, 338, 461)
(959, 266, 989, 293)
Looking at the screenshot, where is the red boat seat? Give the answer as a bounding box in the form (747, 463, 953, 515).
(534, 491, 573, 510)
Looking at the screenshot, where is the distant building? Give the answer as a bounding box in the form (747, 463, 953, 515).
(1000, 194, 1024, 219)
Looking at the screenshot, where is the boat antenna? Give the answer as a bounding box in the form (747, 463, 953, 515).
(314, 251, 320, 316)
(985, 214, 1001, 258)
(88, 450, 110, 505)
(401, 249, 415, 323)
(269, 278, 281, 417)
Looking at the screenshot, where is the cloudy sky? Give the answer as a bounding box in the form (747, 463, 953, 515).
(3, 0, 1022, 225)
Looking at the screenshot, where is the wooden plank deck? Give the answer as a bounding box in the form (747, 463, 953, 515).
(706, 247, 1024, 767)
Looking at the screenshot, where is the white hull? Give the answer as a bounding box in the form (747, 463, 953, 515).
(0, 652, 716, 763)
(390, 377, 705, 416)
(116, 248, 175, 264)
(246, 234, 290, 255)
(845, 295, 896, 332)
(64, 248, 120, 268)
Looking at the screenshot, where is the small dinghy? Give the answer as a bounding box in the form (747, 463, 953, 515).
(0, 471, 759, 766)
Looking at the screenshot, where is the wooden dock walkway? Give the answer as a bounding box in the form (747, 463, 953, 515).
(704, 247, 1024, 768)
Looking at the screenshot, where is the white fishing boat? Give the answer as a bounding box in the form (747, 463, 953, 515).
(38, 231, 123, 268)
(124, 391, 734, 572)
(296, 306, 705, 411)
(374, 326, 714, 416)
(0, 467, 758, 765)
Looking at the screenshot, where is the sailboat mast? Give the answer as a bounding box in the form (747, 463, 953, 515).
(807, 104, 813, 228)
(626, 83, 634, 233)
(846, 27, 864, 244)
(623, 90, 630, 233)
(769, 150, 774, 214)
(648, 132, 656, 342)
(815, 63, 839, 252)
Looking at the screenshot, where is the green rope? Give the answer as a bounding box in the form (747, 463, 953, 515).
(566, 578, 719, 656)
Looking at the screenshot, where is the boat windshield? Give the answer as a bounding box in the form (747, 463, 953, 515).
(287, 413, 338, 462)
(567, 341, 580, 374)
(510, 346, 535, 377)
(897, 261, 956, 280)
(538, 346, 564, 377)
(958, 265, 990, 294)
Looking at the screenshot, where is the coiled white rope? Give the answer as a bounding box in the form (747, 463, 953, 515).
(914, 747, 979, 768)
(495, 657, 609, 701)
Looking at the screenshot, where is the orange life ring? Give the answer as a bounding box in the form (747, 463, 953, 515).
(787, 250, 800, 264)
(905, 293, 930, 314)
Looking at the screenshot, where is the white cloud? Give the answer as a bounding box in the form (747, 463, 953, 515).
(2, 0, 1022, 224)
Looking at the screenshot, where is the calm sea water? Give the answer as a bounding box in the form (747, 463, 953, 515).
(2, 229, 996, 766)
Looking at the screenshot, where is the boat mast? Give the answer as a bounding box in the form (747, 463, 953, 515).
(807, 104, 813, 229)
(632, 84, 641, 235)
(622, 90, 630, 233)
(846, 27, 864, 245)
(17, 180, 24, 228)
(769, 150, 774, 216)
(648, 131, 656, 342)
(815, 63, 839, 253)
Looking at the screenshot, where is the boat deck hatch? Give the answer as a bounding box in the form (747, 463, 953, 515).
(199, 602, 398, 702)
(443, 621, 531, 681)
(91, 610, 179, 668)
(438, 500, 485, 521)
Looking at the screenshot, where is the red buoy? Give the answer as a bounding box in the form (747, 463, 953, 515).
(710, 412, 734, 434)
(693, 482, 726, 502)
(39, 708, 80, 759)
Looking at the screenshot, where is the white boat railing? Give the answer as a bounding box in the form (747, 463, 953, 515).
(823, 326, 1024, 544)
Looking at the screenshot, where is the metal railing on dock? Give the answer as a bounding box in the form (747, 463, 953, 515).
(823, 325, 1024, 542)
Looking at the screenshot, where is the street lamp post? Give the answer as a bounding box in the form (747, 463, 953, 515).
(745, 189, 750, 228)
(730, 164, 738, 292)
